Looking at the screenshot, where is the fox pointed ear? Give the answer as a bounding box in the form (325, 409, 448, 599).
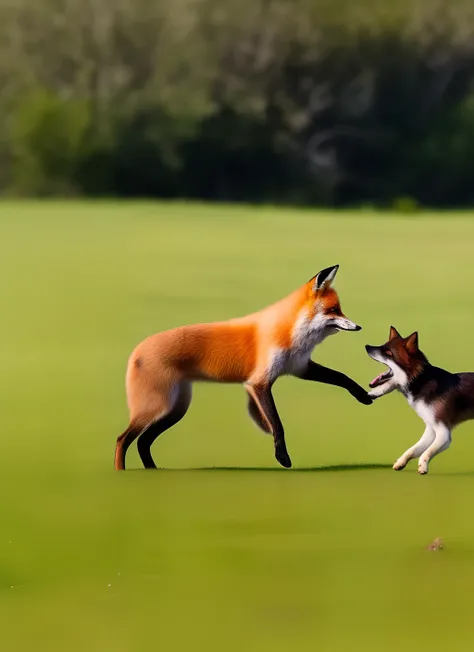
(313, 265, 339, 291)
(389, 325, 401, 340)
(405, 331, 419, 354)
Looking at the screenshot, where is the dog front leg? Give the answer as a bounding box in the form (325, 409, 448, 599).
(368, 378, 397, 400)
(393, 426, 435, 471)
(417, 424, 451, 475)
(295, 360, 372, 405)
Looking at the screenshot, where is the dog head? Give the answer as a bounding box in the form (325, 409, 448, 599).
(365, 326, 427, 389)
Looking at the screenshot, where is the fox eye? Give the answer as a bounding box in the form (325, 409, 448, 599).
(328, 307, 338, 314)
(385, 350, 393, 357)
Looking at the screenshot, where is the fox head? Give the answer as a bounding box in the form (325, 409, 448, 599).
(305, 265, 362, 336)
(365, 326, 428, 389)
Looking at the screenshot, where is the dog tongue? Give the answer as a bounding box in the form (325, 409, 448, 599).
(370, 373, 385, 388)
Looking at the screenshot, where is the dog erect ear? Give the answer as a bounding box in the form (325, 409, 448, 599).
(405, 331, 419, 354)
(389, 325, 401, 340)
(313, 265, 339, 291)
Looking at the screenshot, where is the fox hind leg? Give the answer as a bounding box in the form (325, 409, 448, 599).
(137, 382, 192, 469)
(115, 424, 143, 471)
(116, 381, 192, 471)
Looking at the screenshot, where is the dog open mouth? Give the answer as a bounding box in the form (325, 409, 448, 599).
(369, 367, 393, 388)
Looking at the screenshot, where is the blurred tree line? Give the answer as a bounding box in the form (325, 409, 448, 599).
(2, 0, 474, 207)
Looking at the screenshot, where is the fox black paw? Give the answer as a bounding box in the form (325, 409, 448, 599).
(275, 447, 292, 469)
(354, 390, 373, 405)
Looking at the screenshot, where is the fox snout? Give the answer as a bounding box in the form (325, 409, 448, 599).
(335, 318, 361, 331)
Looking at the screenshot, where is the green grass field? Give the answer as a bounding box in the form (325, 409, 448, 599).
(2, 202, 474, 650)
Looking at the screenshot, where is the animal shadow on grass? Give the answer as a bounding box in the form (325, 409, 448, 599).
(127, 463, 392, 473)
(189, 463, 392, 472)
(167, 465, 474, 475)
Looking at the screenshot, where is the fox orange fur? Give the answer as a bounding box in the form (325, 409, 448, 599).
(115, 265, 372, 471)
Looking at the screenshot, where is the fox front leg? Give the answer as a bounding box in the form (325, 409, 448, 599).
(245, 383, 292, 469)
(296, 360, 373, 405)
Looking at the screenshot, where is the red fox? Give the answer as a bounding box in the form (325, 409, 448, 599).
(115, 265, 372, 471)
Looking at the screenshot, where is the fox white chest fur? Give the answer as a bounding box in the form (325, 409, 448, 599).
(266, 307, 342, 381)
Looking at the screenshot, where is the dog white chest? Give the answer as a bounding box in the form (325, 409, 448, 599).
(408, 395, 437, 426)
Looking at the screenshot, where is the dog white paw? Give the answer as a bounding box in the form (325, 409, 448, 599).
(418, 460, 429, 475)
(393, 458, 407, 471)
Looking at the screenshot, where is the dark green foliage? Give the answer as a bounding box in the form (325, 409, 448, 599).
(1, 0, 474, 206)
(10, 90, 90, 196)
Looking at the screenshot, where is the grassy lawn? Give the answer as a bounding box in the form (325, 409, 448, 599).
(1, 201, 474, 650)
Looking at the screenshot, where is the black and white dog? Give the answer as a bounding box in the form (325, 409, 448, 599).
(365, 326, 474, 475)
